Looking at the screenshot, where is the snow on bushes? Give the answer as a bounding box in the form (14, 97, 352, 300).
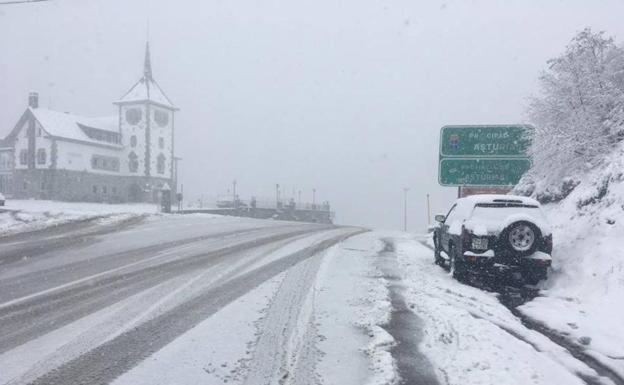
(520, 28, 624, 201)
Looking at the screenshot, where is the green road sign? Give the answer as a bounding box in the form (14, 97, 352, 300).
(439, 158, 531, 187)
(438, 125, 533, 187)
(440, 125, 532, 158)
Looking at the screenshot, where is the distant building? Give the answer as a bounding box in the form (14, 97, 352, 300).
(0, 138, 13, 195)
(1, 43, 178, 203)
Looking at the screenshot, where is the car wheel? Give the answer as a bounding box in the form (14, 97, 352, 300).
(449, 245, 467, 281)
(433, 240, 444, 266)
(502, 221, 541, 257)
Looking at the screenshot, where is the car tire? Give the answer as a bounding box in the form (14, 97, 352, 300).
(501, 221, 541, 257)
(433, 237, 444, 266)
(449, 245, 467, 281)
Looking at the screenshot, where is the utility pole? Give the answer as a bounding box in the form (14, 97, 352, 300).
(232, 180, 237, 206)
(403, 187, 410, 232)
(312, 188, 316, 209)
(275, 184, 280, 206)
(426, 193, 431, 226)
(298, 190, 301, 206)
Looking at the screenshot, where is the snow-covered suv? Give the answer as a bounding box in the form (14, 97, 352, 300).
(433, 195, 552, 284)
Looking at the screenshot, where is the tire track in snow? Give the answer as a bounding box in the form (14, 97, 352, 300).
(243, 248, 325, 385)
(26, 229, 364, 385)
(0, 226, 326, 355)
(417, 239, 623, 385)
(377, 239, 439, 385)
(2, 232, 322, 385)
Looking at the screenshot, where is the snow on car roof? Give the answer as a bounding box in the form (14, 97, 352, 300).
(458, 194, 539, 206)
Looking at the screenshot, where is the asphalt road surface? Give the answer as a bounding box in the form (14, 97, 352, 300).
(0, 215, 364, 385)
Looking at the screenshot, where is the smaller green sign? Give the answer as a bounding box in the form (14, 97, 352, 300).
(440, 125, 531, 158)
(439, 158, 531, 187)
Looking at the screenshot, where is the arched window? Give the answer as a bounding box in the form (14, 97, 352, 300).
(130, 135, 137, 148)
(128, 152, 138, 173)
(37, 148, 46, 165)
(157, 153, 165, 174)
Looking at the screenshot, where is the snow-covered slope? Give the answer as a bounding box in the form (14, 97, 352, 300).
(0, 199, 158, 236)
(515, 142, 624, 377)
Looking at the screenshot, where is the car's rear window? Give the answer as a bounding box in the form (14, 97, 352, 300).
(471, 203, 542, 221)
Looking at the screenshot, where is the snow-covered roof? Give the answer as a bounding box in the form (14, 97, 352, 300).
(115, 77, 175, 109)
(30, 108, 122, 148)
(114, 42, 176, 110)
(459, 194, 540, 206)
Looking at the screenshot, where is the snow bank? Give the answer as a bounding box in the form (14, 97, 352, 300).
(0, 199, 158, 236)
(393, 236, 593, 385)
(514, 144, 624, 376)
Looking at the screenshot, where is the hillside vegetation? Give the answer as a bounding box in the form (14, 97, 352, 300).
(514, 29, 624, 375)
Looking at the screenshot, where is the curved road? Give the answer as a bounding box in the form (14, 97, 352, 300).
(0, 215, 364, 385)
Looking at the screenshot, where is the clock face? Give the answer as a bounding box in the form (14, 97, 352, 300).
(154, 110, 169, 127)
(125, 108, 142, 125)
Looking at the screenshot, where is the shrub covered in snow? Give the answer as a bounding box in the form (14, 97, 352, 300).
(519, 28, 624, 201)
(513, 29, 624, 367)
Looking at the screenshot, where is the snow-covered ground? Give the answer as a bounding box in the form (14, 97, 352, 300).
(1, 198, 620, 384)
(516, 188, 624, 378)
(104, 231, 616, 385)
(392, 234, 604, 385)
(511, 143, 624, 380)
(0, 199, 159, 236)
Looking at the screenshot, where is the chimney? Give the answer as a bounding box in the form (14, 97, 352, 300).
(28, 92, 39, 109)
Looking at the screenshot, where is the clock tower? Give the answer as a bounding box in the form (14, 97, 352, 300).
(114, 42, 178, 201)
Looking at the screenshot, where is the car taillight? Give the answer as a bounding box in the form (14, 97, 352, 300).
(462, 226, 471, 251)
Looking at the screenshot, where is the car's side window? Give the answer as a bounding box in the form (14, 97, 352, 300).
(444, 204, 457, 225)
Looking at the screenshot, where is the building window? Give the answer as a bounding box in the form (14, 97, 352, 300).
(112, 186, 117, 195)
(78, 124, 121, 144)
(19, 149, 28, 165)
(93, 185, 98, 194)
(37, 127, 42, 137)
(91, 155, 120, 172)
(102, 186, 107, 194)
(37, 148, 46, 165)
(130, 135, 137, 148)
(154, 110, 169, 127)
(128, 152, 138, 173)
(158, 137, 164, 149)
(125, 108, 142, 125)
(157, 153, 165, 174)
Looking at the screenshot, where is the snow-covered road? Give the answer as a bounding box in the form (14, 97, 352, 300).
(0, 216, 621, 385)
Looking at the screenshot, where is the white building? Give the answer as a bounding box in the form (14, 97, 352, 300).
(3, 43, 178, 203)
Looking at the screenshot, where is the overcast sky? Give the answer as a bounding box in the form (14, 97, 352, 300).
(1, 0, 624, 230)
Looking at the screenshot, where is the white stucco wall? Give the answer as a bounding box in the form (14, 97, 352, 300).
(120, 103, 173, 179)
(13, 118, 52, 170)
(55, 140, 124, 175)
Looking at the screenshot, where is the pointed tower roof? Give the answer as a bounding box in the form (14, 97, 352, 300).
(115, 42, 177, 110)
(144, 41, 153, 80)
